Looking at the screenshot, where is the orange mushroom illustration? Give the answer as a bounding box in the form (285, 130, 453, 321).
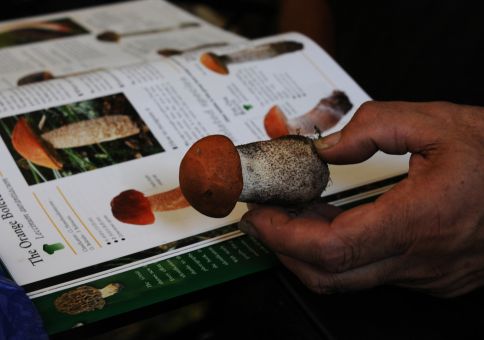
(11, 115, 140, 169)
(179, 135, 329, 218)
(200, 40, 304, 75)
(263, 90, 353, 139)
(110, 187, 190, 225)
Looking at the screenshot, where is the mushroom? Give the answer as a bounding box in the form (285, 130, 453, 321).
(0, 20, 80, 49)
(200, 40, 304, 75)
(0, 21, 73, 35)
(11, 115, 140, 169)
(96, 22, 200, 43)
(54, 283, 122, 315)
(43, 242, 65, 255)
(179, 134, 329, 218)
(11, 117, 63, 169)
(110, 187, 190, 225)
(264, 90, 353, 139)
(17, 71, 54, 86)
(157, 41, 228, 57)
(17, 68, 103, 86)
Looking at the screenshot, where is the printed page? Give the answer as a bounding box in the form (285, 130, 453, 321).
(0, 0, 243, 90)
(0, 32, 408, 288)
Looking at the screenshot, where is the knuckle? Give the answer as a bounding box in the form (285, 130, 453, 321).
(354, 101, 380, 122)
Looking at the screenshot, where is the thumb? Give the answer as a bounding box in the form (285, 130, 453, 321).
(314, 101, 438, 164)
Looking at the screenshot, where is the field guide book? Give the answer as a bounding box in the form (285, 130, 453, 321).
(0, 0, 408, 334)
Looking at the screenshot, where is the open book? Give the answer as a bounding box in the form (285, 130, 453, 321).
(0, 0, 408, 334)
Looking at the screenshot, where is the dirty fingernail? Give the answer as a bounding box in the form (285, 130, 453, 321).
(314, 131, 341, 150)
(238, 219, 258, 238)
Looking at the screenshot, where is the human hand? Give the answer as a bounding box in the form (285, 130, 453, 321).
(239, 101, 484, 297)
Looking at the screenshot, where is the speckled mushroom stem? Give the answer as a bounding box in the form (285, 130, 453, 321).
(237, 135, 328, 205)
(223, 41, 304, 64)
(146, 187, 190, 212)
(41, 115, 140, 149)
(201, 41, 304, 75)
(287, 91, 352, 135)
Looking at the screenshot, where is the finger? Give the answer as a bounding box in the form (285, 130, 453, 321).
(241, 179, 423, 273)
(278, 254, 398, 293)
(239, 204, 336, 262)
(299, 201, 343, 220)
(314, 101, 443, 164)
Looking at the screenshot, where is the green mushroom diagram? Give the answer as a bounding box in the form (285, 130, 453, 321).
(43, 242, 65, 255)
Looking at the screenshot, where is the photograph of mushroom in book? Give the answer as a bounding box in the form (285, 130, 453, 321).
(0, 18, 89, 49)
(0, 93, 164, 185)
(200, 40, 304, 75)
(263, 90, 353, 139)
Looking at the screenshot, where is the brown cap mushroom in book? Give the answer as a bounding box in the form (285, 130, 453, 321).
(110, 187, 190, 225)
(179, 135, 329, 218)
(200, 40, 304, 75)
(264, 90, 353, 139)
(11, 115, 140, 169)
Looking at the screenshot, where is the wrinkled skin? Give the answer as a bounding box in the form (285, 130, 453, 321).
(239, 101, 484, 298)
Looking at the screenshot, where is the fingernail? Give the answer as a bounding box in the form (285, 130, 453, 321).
(238, 219, 258, 238)
(314, 131, 341, 150)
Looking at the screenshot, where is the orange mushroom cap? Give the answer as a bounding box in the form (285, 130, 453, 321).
(110, 189, 155, 225)
(179, 135, 243, 218)
(200, 52, 229, 75)
(263, 105, 290, 139)
(11, 117, 63, 170)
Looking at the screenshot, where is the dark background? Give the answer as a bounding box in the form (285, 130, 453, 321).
(2, 1, 484, 339)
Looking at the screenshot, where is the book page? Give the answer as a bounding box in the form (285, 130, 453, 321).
(0, 0, 243, 90)
(0, 32, 408, 289)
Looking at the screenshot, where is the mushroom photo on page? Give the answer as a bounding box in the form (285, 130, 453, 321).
(0, 93, 164, 185)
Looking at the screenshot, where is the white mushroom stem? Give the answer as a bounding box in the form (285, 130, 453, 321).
(99, 283, 122, 298)
(41, 115, 140, 148)
(146, 187, 189, 212)
(121, 22, 199, 37)
(97, 22, 200, 42)
(285, 99, 346, 135)
(237, 136, 329, 205)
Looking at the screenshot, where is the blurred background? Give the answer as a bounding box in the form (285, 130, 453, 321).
(2, 1, 484, 339)
(2, 0, 483, 107)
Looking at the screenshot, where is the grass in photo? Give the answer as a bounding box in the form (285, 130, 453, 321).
(0, 93, 164, 185)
